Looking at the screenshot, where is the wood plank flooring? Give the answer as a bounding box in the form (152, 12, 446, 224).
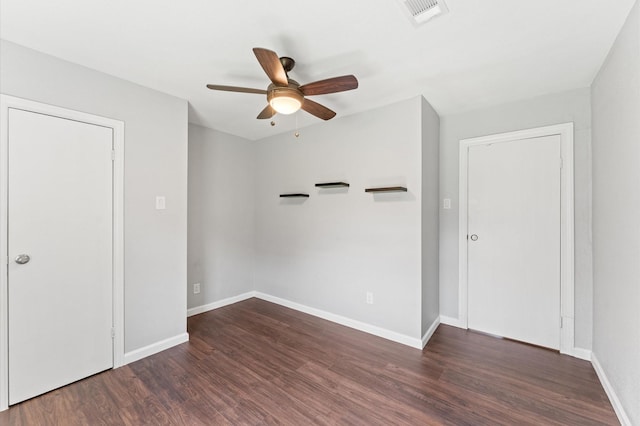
(0, 298, 617, 425)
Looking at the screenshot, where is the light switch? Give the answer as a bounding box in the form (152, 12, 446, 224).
(155, 196, 166, 210)
(443, 198, 451, 209)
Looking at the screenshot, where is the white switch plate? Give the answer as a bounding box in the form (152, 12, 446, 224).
(155, 196, 166, 210)
(193, 283, 201, 294)
(443, 198, 451, 209)
(366, 291, 374, 305)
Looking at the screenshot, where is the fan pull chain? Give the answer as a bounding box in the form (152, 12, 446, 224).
(294, 112, 300, 138)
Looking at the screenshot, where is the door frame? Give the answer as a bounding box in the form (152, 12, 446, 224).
(458, 123, 576, 356)
(0, 95, 125, 410)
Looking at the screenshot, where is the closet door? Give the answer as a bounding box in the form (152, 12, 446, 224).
(467, 134, 561, 349)
(8, 108, 114, 404)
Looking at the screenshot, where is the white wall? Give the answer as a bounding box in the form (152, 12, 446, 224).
(188, 124, 255, 309)
(421, 97, 440, 335)
(591, 1, 640, 423)
(0, 40, 189, 353)
(439, 88, 594, 350)
(254, 97, 424, 340)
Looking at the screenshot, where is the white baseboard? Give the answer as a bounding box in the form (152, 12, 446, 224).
(439, 315, 465, 329)
(421, 317, 440, 348)
(187, 291, 256, 317)
(123, 332, 189, 365)
(568, 346, 592, 361)
(592, 352, 632, 426)
(253, 292, 423, 349)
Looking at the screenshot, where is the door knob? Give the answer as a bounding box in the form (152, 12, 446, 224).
(14, 254, 30, 264)
(470, 234, 478, 241)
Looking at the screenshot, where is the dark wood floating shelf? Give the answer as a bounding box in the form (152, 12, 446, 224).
(279, 193, 310, 198)
(315, 182, 350, 188)
(365, 186, 408, 193)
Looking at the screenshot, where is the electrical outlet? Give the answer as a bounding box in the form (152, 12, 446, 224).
(366, 291, 374, 305)
(193, 283, 201, 294)
(155, 196, 166, 210)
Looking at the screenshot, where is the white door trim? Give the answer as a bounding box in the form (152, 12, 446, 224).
(459, 123, 576, 356)
(0, 95, 125, 410)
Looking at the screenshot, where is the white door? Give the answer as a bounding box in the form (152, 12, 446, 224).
(467, 134, 561, 349)
(7, 108, 114, 404)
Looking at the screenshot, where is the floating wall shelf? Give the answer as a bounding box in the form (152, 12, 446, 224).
(315, 182, 350, 188)
(279, 193, 310, 198)
(365, 186, 407, 193)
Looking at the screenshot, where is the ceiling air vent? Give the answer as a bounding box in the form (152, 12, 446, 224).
(400, 0, 448, 24)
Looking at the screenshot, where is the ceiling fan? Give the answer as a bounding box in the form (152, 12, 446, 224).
(207, 48, 358, 121)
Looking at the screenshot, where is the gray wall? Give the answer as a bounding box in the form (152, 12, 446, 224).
(0, 40, 189, 352)
(591, 1, 640, 423)
(421, 97, 440, 335)
(253, 97, 424, 339)
(188, 124, 255, 308)
(438, 88, 594, 350)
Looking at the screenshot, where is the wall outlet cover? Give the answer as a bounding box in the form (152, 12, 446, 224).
(155, 196, 166, 210)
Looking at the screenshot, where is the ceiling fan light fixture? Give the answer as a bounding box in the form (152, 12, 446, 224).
(268, 87, 304, 115)
(270, 96, 301, 115)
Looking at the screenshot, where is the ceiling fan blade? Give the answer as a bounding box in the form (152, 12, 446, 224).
(299, 75, 358, 96)
(257, 105, 276, 119)
(301, 99, 336, 121)
(253, 48, 288, 87)
(206, 84, 267, 95)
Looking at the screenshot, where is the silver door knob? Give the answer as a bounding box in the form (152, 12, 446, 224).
(470, 234, 478, 241)
(14, 254, 30, 264)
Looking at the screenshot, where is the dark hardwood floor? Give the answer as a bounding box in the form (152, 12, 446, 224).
(0, 298, 617, 425)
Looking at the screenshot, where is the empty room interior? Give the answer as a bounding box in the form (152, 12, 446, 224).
(0, 0, 639, 424)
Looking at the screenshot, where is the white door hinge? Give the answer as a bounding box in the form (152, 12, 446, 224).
(559, 157, 563, 169)
(111, 328, 115, 339)
(111, 150, 116, 161)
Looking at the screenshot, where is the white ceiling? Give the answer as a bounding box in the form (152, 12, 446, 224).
(1, 0, 635, 140)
